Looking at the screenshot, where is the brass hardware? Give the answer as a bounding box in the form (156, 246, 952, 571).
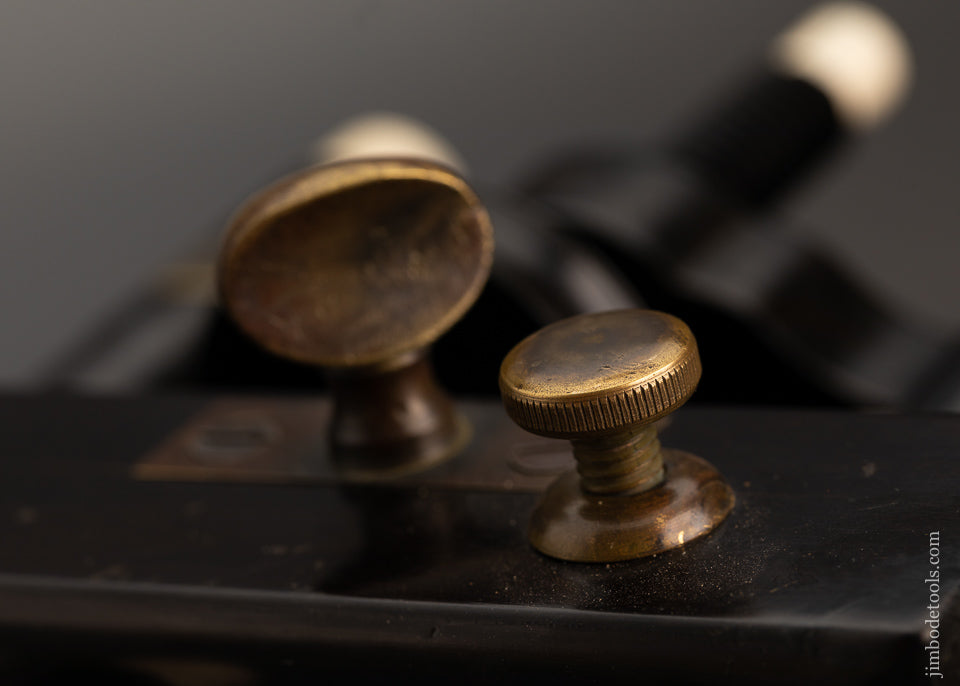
(219, 158, 494, 480)
(133, 397, 571, 492)
(499, 309, 734, 561)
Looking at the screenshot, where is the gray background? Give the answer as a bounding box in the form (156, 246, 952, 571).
(1, 1, 958, 387)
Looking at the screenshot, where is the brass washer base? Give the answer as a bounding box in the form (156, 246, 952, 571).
(529, 449, 735, 562)
(333, 412, 472, 483)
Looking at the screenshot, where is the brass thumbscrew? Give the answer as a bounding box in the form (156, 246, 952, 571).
(499, 309, 734, 562)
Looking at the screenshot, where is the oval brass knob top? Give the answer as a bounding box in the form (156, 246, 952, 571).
(219, 158, 493, 368)
(499, 309, 701, 439)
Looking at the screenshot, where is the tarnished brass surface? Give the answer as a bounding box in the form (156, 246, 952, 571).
(327, 353, 471, 481)
(217, 158, 493, 479)
(133, 397, 573, 493)
(529, 449, 734, 562)
(499, 309, 733, 562)
(219, 158, 493, 368)
(571, 425, 664, 494)
(499, 310, 701, 438)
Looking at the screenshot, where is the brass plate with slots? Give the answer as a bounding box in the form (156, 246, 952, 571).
(134, 398, 573, 493)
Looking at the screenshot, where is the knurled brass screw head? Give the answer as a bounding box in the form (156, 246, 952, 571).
(499, 309, 702, 440)
(498, 309, 732, 562)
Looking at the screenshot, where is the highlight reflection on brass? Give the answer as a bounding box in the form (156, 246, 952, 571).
(218, 158, 493, 481)
(220, 158, 493, 368)
(499, 309, 734, 562)
(500, 310, 701, 438)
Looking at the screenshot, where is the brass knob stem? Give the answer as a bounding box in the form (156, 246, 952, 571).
(218, 158, 493, 480)
(572, 425, 664, 495)
(328, 351, 468, 480)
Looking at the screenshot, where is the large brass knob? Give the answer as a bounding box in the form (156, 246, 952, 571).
(499, 309, 734, 562)
(219, 158, 493, 480)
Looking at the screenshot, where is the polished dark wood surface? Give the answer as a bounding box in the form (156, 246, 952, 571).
(0, 393, 955, 682)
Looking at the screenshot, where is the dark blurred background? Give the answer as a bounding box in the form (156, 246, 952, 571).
(0, 1, 957, 387)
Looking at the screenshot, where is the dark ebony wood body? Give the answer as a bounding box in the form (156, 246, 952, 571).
(0, 394, 956, 684)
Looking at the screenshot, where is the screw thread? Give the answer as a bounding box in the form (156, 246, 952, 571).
(572, 425, 664, 495)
